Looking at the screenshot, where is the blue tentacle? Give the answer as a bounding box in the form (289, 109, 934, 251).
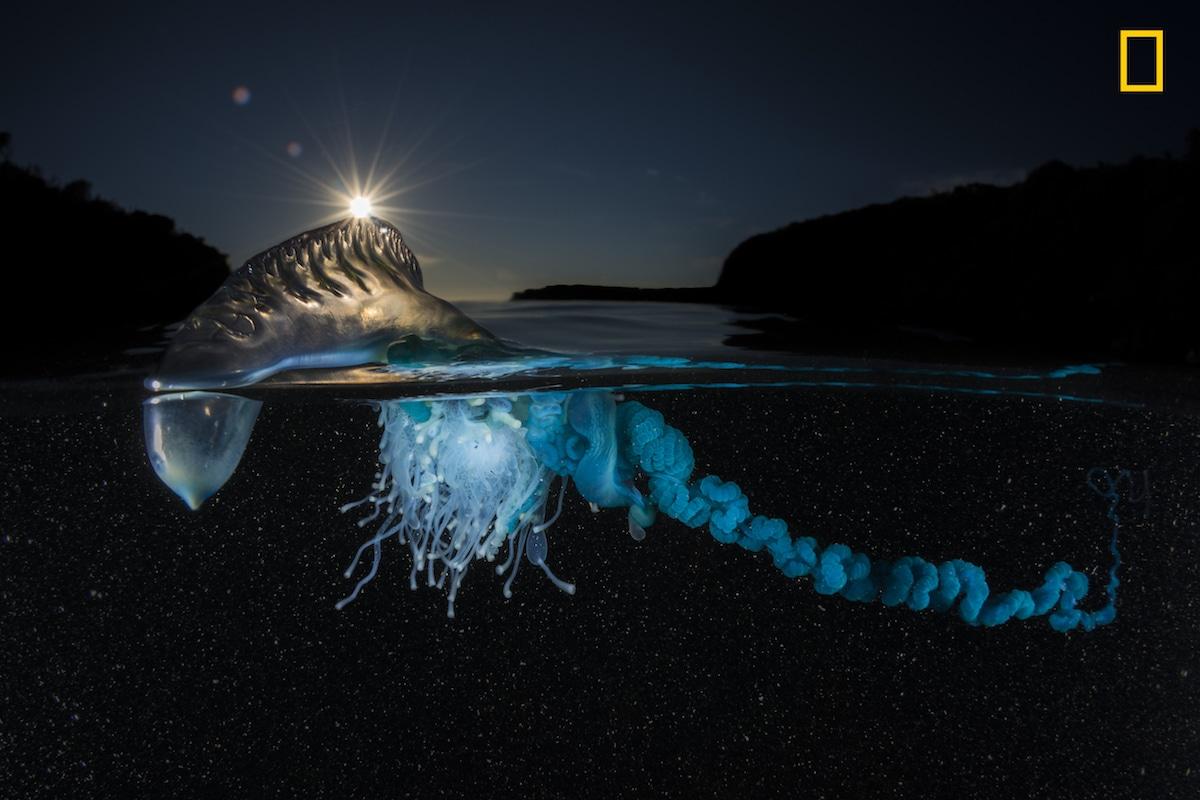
(607, 400, 1123, 633)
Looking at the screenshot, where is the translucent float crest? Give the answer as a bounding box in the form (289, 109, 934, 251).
(148, 217, 496, 391)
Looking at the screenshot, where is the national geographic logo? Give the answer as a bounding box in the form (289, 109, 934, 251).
(1120, 29, 1163, 93)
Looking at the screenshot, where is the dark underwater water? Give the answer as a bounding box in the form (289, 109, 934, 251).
(1, 303, 1199, 799)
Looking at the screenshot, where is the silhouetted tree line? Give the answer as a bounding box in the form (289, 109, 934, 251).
(717, 131, 1200, 364)
(0, 132, 229, 372)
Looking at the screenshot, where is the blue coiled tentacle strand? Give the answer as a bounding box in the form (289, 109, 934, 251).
(611, 400, 1122, 633)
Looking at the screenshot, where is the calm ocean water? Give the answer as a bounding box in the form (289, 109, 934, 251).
(457, 300, 756, 357)
(2, 301, 1198, 798)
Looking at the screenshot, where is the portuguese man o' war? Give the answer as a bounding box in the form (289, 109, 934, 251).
(144, 215, 1124, 632)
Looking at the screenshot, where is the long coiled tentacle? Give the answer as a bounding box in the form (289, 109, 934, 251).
(614, 400, 1122, 632)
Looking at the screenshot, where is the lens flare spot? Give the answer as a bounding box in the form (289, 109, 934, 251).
(349, 196, 373, 218)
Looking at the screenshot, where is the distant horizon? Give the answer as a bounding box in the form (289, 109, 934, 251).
(7, 127, 1192, 304)
(3, 2, 1196, 301)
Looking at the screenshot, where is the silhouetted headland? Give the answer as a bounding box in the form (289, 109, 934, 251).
(0, 132, 229, 375)
(517, 132, 1200, 365)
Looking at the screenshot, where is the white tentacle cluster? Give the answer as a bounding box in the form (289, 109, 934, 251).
(337, 397, 573, 617)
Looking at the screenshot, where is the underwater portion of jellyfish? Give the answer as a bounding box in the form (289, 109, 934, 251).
(138, 386, 1122, 631)
(143, 391, 262, 510)
(148, 217, 498, 391)
(337, 390, 1121, 632)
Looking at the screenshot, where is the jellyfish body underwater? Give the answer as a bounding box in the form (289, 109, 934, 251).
(145, 216, 1122, 631)
(329, 391, 1120, 630)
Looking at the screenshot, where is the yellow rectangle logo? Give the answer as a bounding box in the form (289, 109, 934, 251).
(1120, 29, 1164, 92)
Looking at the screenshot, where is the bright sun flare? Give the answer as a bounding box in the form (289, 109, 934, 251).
(247, 111, 476, 244)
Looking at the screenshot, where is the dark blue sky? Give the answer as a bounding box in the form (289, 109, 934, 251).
(2, 1, 1196, 299)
